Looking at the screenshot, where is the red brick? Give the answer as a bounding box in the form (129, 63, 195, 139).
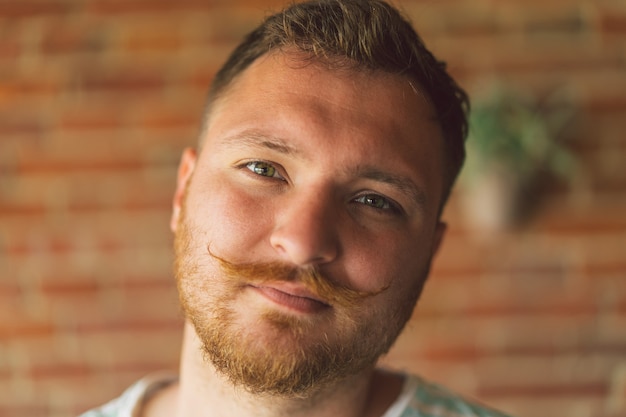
(433, 35, 622, 78)
(133, 106, 199, 131)
(86, 0, 216, 15)
(595, 5, 626, 35)
(478, 354, 619, 392)
(28, 364, 92, 379)
(501, 398, 604, 417)
(532, 203, 626, 235)
(72, 328, 181, 368)
(579, 237, 626, 279)
(40, 281, 100, 296)
(1, 211, 173, 255)
(44, 285, 179, 330)
(183, 66, 217, 90)
(585, 94, 626, 114)
(606, 365, 626, 414)
(0, 117, 44, 136)
(0, 320, 55, 339)
(0, 0, 72, 18)
(570, 70, 626, 116)
(420, 259, 602, 319)
(79, 69, 165, 93)
(225, 0, 289, 8)
(0, 38, 20, 59)
(0, 170, 177, 221)
(187, 7, 265, 44)
(8, 130, 185, 176)
(57, 106, 125, 131)
(479, 383, 609, 399)
(116, 21, 183, 53)
(0, 79, 62, 106)
(0, 405, 50, 417)
(13, 156, 146, 176)
(599, 14, 626, 35)
(40, 22, 109, 55)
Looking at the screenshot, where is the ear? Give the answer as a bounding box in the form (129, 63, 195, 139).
(170, 147, 197, 233)
(431, 221, 447, 257)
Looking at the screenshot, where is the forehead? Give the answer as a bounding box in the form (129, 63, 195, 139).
(205, 51, 440, 140)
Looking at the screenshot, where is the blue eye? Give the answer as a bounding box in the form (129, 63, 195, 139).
(246, 161, 280, 178)
(354, 194, 393, 210)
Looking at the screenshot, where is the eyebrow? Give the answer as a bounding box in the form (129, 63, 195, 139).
(356, 166, 428, 210)
(219, 129, 301, 156)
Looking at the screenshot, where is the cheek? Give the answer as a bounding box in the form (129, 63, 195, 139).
(358, 239, 429, 330)
(343, 231, 429, 295)
(185, 180, 274, 260)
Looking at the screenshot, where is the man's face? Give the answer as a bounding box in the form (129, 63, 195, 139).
(171, 52, 447, 396)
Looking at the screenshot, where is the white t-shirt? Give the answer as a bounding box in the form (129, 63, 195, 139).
(79, 372, 513, 417)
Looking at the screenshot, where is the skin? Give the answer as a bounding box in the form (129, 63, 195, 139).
(149, 51, 448, 417)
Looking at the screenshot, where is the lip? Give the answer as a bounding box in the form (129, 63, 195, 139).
(250, 282, 330, 313)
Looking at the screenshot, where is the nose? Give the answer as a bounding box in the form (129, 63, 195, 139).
(269, 190, 340, 266)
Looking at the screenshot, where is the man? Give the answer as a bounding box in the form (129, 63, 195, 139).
(81, 0, 512, 416)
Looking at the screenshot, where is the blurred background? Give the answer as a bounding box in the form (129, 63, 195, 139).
(1, 0, 625, 416)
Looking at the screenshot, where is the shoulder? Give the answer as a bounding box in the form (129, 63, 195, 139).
(78, 373, 178, 417)
(389, 374, 513, 417)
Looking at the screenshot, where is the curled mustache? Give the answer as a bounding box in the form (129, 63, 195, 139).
(208, 248, 388, 309)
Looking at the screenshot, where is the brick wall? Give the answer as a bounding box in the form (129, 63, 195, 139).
(1, 0, 624, 416)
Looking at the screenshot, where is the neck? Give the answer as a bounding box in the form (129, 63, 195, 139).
(155, 322, 402, 417)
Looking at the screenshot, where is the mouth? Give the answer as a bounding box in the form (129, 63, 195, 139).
(249, 283, 331, 314)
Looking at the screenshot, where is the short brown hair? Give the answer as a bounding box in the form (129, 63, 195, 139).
(203, 0, 469, 208)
